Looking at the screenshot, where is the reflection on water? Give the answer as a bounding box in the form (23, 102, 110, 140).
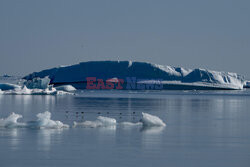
(141, 126, 165, 150)
(0, 129, 20, 150)
(141, 126, 165, 134)
(37, 129, 65, 152)
(1, 91, 250, 167)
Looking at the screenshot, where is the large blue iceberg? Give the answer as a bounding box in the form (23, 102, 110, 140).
(23, 61, 245, 90)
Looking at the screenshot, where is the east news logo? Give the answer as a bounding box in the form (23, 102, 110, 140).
(86, 77, 163, 90)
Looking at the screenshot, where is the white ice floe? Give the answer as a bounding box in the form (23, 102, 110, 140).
(1, 111, 165, 130)
(73, 116, 117, 128)
(141, 112, 166, 127)
(119, 122, 143, 127)
(27, 111, 69, 129)
(0, 113, 25, 128)
(74, 112, 166, 128)
(0, 111, 69, 129)
(1, 85, 73, 95)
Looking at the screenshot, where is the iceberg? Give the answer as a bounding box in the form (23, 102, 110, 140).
(23, 61, 245, 90)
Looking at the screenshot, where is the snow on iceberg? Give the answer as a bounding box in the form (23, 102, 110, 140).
(23, 61, 245, 90)
(55, 85, 76, 92)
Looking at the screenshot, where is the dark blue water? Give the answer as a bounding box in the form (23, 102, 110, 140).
(1, 90, 250, 167)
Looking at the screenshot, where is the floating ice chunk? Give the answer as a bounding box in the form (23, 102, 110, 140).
(97, 116, 117, 125)
(1, 85, 73, 95)
(27, 111, 69, 129)
(119, 122, 142, 127)
(55, 85, 76, 92)
(120, 113, 166, 127)
(73, 120, 102, 128)
(0, 83, 21, 91)
(0, 112, 69, 129)
(73, 113, 165, 129)
(31, 87, 57, 95)
(73, 116, 116, 128)
(36, 111, 69, 129)
(3, 86, 54, 95)
(0, 113, 26, 128)
(24, 76, 50, 89)
(141, 112, 166, 127)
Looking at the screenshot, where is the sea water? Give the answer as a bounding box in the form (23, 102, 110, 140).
(0, 90, 250, 167)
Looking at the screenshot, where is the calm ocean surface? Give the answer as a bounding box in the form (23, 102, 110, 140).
(1, 90, 250, 167)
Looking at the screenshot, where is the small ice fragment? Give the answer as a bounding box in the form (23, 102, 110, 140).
(34, 111, 69, 129)
(0, 113, 26, 128)
(141, 112, 166, 127)
(73, 116, 116, 128)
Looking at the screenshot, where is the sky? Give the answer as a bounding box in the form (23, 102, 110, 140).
(0, 0, 249, 79)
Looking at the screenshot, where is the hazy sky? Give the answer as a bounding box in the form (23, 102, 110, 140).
(0, 0, 249, 78)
